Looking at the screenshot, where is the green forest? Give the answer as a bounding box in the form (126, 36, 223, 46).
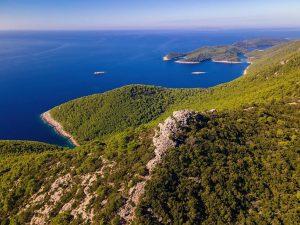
(137, 101, 299, 224)
(0, 40, 299, 224)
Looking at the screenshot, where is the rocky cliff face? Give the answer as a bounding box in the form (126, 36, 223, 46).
(21, 157, 115, 225)
(119, 110, 207, 223)
(148, 110, 206, 172)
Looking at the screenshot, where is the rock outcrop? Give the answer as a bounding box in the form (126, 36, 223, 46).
(24, 157, 115, 225)
(119, 110, 205, 223)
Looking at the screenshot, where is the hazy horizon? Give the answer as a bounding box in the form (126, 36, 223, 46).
(1, 0, 300, 30)
(1, 27, 300, 32)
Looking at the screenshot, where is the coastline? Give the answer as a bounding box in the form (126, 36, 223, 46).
(175, 60, 199, 64)
(243, 61, 253, 75)
(41, 111, 80, 147)
(212, 60, 242, 64)
(163, 56, 171, 61)
(175, 59, 244, 65)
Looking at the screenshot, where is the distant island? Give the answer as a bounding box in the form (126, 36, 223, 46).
(163, 38, 288, 64)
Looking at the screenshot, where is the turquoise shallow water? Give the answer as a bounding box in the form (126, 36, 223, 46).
(0, 30, 299, 146)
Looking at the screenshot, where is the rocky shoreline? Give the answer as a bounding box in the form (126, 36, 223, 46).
(175, 60, 199, 64)
(243, 61, 253, 75)
(212, 59, 242, 64)
(41, 111, 80, 147)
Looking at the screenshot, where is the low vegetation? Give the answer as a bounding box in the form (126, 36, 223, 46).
(0, 140, 63, 155)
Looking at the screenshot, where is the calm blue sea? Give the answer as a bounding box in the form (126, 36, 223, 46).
(1, 29, 300, 146)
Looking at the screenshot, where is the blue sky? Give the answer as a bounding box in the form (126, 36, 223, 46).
(0, 0, 299, 30)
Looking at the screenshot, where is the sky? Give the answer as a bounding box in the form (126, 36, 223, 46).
(0, 0, 300, 30)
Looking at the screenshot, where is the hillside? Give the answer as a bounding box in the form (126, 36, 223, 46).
(233, 38, 289, 50)
(0, 100, 299, 224)
(164, 45, 243, 63)
(0, 40, 299, 225)
(49, 85, 200, 144)
(137, 101, 300, 224)
(0, 140, 63, 155)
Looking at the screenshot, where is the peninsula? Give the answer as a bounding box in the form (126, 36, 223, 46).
(163, 38, 288, 64)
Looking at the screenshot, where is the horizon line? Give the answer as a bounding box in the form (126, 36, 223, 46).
(1, 27, 300, 32)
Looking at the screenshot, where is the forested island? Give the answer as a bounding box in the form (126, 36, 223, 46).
(0, 40, 299, 224)
(163, 38, 288, 64)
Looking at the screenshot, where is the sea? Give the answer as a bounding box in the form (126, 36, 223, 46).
(1, 29, 300, 146)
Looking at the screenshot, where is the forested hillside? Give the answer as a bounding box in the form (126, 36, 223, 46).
(1, 100, 299, 224)
(0, 40, 299, 225)
(50, 86, 199, 144)
(0, 141, 63, 155)
(137, 101, 299, 224)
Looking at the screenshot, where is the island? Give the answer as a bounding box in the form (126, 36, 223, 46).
(163, 38, 288, 64)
